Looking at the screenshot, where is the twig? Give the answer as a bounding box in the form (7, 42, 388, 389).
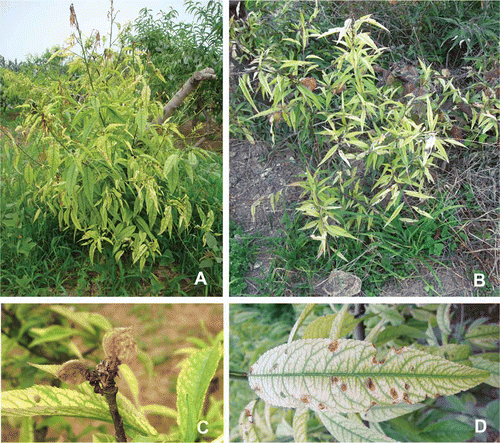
(104, 384, 127, 443)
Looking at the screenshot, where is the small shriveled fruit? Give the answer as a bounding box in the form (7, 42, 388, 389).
(56, 360, 92, 385)
(102, 327, 138, 364)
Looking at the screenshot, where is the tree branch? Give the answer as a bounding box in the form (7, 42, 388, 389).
(153, 67, 217, 125)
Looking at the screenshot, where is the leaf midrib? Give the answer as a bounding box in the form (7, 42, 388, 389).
(251, 371, 487, 380)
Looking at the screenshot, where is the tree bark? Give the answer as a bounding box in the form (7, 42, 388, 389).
(153, 67, 217, 126)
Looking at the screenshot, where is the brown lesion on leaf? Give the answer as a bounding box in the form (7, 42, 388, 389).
(390, 388, 398, 399)
(393, 346, 403, 355)
(330, 376, 339, 385)
(403, 392, 412, 404)
(434, 393, 441, 399)
(366, 377, 376, 391)
(318, 403, 327, 410)
(244, 408, 254, 424)
(300, 394, 311, 404)
(372, 355, 386, 364)
(341, 383, 348, 392)
(328, 340, 339, 353)
(404, 383, 410, 391)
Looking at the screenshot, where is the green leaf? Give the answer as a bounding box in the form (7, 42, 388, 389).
(384, 202, 404, 227)
(82, 167, 95, 205)
(414, 343, 472, 362)
(239, 76, 258, 112)
(82, 114, 99, 140)
(436, 304, 451, 343)
(288, 304, 316, 343)
(47, 142, 60, 178)
(421, 419, 474, 442)
(469, 355, 500, 388)
(120, 364, 140, 407)
(29, 325, 84, 347)
(403, 190, 434, 200)
(49, 305, 96, 334)
(141, 404, 178, 419)
(92, 433, 117, 442)
(248, 339, 489, 414)
(163, 153, 179, 192)
(302, 314, 359, 339)
(64, 161, 79, 196)
(135, 108, 147, 135)
(374, 325, 427, 346)
(465, 324, 500, 349)
(325, 224, 357, 240)
(318, 411, 395, 442)
(19, 416, 34, 443)
(24, 162, 34, 186)
(177, 343, 222, 443)
(292, 407, 308, 442)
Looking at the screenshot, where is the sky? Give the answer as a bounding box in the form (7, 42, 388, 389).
(0, 1, 208, 63)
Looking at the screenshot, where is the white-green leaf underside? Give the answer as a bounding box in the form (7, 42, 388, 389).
(248, 339, 489, 414)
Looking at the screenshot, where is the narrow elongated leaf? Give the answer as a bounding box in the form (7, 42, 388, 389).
(82, 167, 94, 205)
(65, 161, 79, 196)
(135, 108, 147, 135)
(248, 339, 489, 414)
